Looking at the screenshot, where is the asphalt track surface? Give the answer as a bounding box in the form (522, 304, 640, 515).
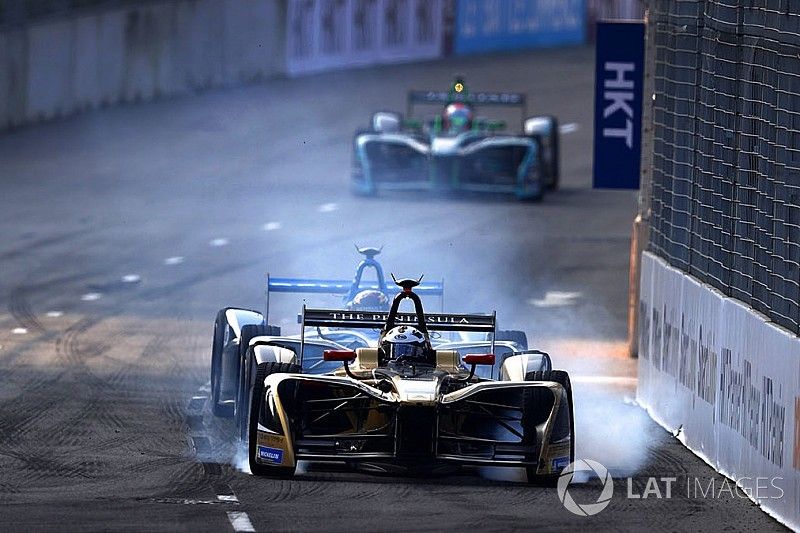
(0, 47, 786, 532)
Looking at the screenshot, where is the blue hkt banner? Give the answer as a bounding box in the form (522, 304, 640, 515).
(454, 0, 586, 55)
(593, 21, 645, 189)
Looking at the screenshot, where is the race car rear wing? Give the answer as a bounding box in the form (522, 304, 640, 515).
(268, 277, 444, 296)
(298, 307, 497, 364)
(265, 274, 444, 323)
(300, 307, 495, 332)
(407, 90, 528, 118)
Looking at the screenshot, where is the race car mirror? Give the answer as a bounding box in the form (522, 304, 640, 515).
(323, 350, 358, 362)
(463, 353, 495, 366)
(524, 116, 554, 136)
(372, 112, 402, 133)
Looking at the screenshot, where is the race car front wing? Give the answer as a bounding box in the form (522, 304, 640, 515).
(256, 376, 572, 473)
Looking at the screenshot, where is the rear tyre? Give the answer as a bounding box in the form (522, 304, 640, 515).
(523, 370, 574, 485)
(248, 362, 301, 477)
(211, 309, 232, 417)
(496, 329, 528, 351)
(352, 129, 377, 197)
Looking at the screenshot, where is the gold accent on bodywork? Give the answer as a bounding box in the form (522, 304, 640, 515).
(258, 374, 296, 468)
(434, 350, 461, 373)
(536, 385, 572, 474)
(351, 347, 378, 371)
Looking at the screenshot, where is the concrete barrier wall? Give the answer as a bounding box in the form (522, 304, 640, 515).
(0, 0, 285, 129)
(638, 251, 800, 530)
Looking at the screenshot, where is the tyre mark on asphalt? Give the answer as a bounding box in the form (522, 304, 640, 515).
(8, 287, 46, 333)
(0, 228, 93, 262)
(0, 317, 127, 485)
(0, 348, 66, 443)
(54, 317, 132, 439)
(145, 380, 248, 524)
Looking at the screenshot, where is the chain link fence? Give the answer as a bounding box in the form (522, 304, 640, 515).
(646, 0, 800, 335)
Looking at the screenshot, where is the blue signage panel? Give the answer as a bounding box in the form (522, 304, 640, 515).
(454, 0, 586, 55)
(593, 21, 645, 189)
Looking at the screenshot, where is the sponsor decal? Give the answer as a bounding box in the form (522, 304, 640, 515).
(454, 0, 585, 55)
(794, 397, 800, 470)
(257, 446, 284, 465)
(258, 434, 285, 448)
(552, 456, 570, 471)
(593, 21, 645, 189)
(324, 311, 477, 325)
(645, 295, 787, 467)
(410, 91, 525, 105)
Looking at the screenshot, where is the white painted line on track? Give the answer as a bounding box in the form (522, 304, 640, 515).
(12, 327, 28, 334)
(151, 497, 228, 505)
(45, 311, 63, 318)
(318, 203, 338, 213)
(572, 375, 638, 385)
(121, 274, 141, 283)
(164, 256, 185, 265)
(210, 238, 229, 247)
(227, 511, 256, 532)
(559, 122, 579, 134)
(81, 293, 102, 301)
(217, 494, 239, 503)
(262, 222, 282, 231)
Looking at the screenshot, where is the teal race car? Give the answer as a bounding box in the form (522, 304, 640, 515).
(352, 78, 560, 201)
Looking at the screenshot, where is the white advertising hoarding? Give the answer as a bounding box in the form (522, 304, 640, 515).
(287, 0, 443, 76)
(639, 252, 800, 529)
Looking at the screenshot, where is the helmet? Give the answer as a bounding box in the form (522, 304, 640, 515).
(443, 103, 473, 134)
(381, 325, 427, 364)
(346, 289, 389, 311)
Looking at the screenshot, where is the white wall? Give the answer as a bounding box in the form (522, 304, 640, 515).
(638, 251, 800, 530)
(0, 0, 286, 129)
(285, 0, 443, 76)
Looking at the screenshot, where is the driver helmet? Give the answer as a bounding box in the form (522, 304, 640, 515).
(346, 289, 389, 311)
(381, 325, 427, 363)
(443, 103, 473, 134)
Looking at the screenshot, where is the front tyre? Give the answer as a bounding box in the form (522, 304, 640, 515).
(211, 309, 232, 417)
(247, 362, 300, 477)
(523, 370, 574, 485)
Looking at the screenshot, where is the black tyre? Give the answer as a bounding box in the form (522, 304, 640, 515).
(352, 129, 377, 197)
(211, 309, 232, 417)
(523, 370, 574, 485)
(234, 324, 269, 437)
(496, 329, 528, 351)
(546, 116, 560, 191)
(247, 362, 301, 477)
(520, 189, 544, 203)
